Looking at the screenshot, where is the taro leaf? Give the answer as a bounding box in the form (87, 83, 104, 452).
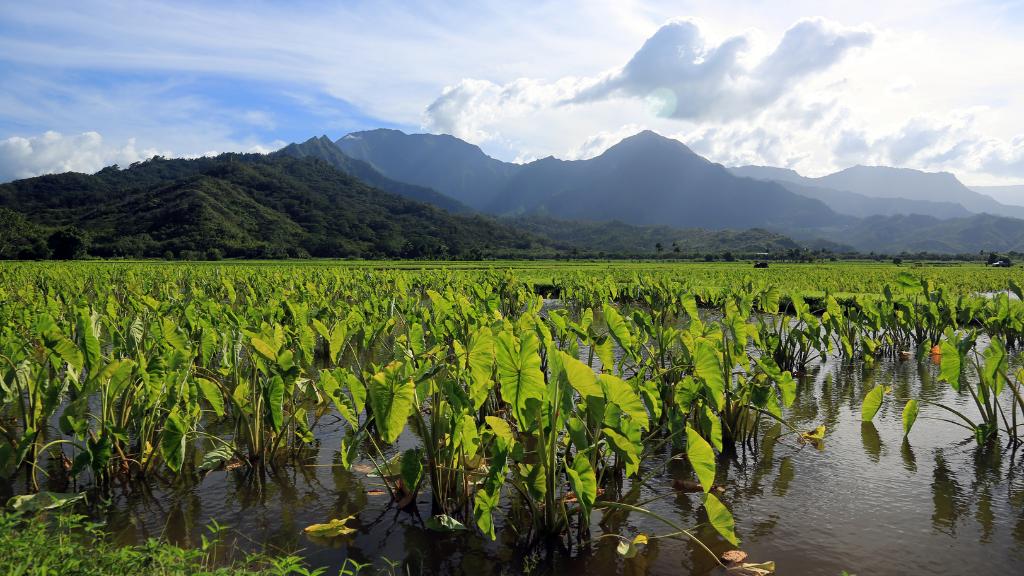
(602, 303, 634, 354)
(616, 534, 648, 559)
(602, 427, 641, 477)
(1010, 279, 1023, 301)
(938, 340, 961, 391)
(76, 309, 101, 373)
(902, 399, 920, 437)
(800, 425, 826, 442)
(304, 514, 358, 538)
(599, 374, 648, 430)
(466, 327, 496, 410)
(686, 426, 716, 493)
(704, 492, 739, 546)
(266, 375, 285, 432)
(400, 448, 423, 494)
(198, 444, 235, 473)
(593, 337, 615, 372)
(196, 378, 225, 418)
(8, 491, 86, 513)
(565, 455, 597, 521)
(695, 339, 725, 410)
(425, 514, 466, 532)
(560, 351, 602, 399)
(485, 416, 514, 446)
(366, 361, 415, 444)
(861, 384, 886, 422)
(456, 414, 480, 460)
(495, 329, 546, 427)
(160, 409, 187, 473)
(474, 485, 501, 540)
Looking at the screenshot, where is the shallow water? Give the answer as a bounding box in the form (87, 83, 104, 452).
(5, 300, 1023, 575)
(26, 351, 1013, 576)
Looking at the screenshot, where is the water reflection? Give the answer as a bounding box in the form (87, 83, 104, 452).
(41, 350, 1021, 575)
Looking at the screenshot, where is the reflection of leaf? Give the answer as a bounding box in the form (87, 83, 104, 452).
(861, 422, 882, 463)
(304, 514, 358, 537)
(8, 491, 86, 513)
(725, 561, 776, 575)
(772, 458, 794, 497)
(425, 514, 466, 531)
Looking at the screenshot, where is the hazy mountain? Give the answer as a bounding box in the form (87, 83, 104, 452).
(731, 165, 973, 219)
(822, 213, 1024, 254)
(509, 215, 807, 255)
(337, 129, 520, 210)
(276, 136, 469, 213)
(0, 154, 547, 259)
(816, 165, 1024, 218)
(490, 131, 846, 230)
(970, 185, 1024, 208)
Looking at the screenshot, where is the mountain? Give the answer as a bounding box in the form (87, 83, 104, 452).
(970, 185, 1024, 207)
(276, 136, 469, 213)
(0, 154, 547, 259)
(508, 216, 809, 255)
(816, 165, 1024, 218)
(730, 165, 973, 219)
(337, 129, 520, 210)
(812, 213, 1024, 254)
(489, 131, 847, 230)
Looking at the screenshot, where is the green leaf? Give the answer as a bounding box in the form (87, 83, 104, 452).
(250, 336, 278, 361)
(425, 514, 467, 532)
(8, 491, 86, 513)
(160, 410, 187, 473)
(703, 493, 739, 546)
(939, 339, 962, 391)
(198, 444, 235, 472)
(366, 361, 416, 444)
(76, 309, 101, 373)
(695, 339, 725, 410)
(902, 399, 919, 437)
(400, 448, 423, 493)
(196, 378, 225, 417)
(565, 455, 597, 521)
(861, 384, 886, 422)
(686, 426, 716, 493)
(495, 329, 546, 427)
(474, 485, 501, 540)
(602, 303, 635, 354)
(599, 374, 649, 430)
(265, 375, 285, 432)
(602, 427, 641, 477)
(466, 327, 495, 409)
(559, 351, 602, 398)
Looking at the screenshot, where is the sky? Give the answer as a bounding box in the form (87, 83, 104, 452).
(1, 0, 1024, 192)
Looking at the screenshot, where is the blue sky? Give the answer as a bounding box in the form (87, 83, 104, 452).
(2, 0, 1024, 191)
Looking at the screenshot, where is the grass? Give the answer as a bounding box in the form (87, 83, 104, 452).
(0, 512, 376, 576)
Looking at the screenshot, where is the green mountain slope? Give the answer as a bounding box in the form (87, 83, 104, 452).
(0, 154, 546, 259)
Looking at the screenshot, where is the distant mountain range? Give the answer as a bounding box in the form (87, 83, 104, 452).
(3, 127, 1024, 258)
(334, 128, 1024, 253)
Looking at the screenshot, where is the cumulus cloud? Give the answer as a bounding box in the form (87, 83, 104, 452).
(574, 18, 872, 119)
(423, 18, 873, 143)
(0, 131, 164, 182)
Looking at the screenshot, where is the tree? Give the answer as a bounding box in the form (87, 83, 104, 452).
(655, 242, 663, 254)
(47, 227, 90, 260)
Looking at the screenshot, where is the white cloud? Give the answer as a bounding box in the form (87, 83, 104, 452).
(572, 18, 872, 120)
(0, 131, 165, 181)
